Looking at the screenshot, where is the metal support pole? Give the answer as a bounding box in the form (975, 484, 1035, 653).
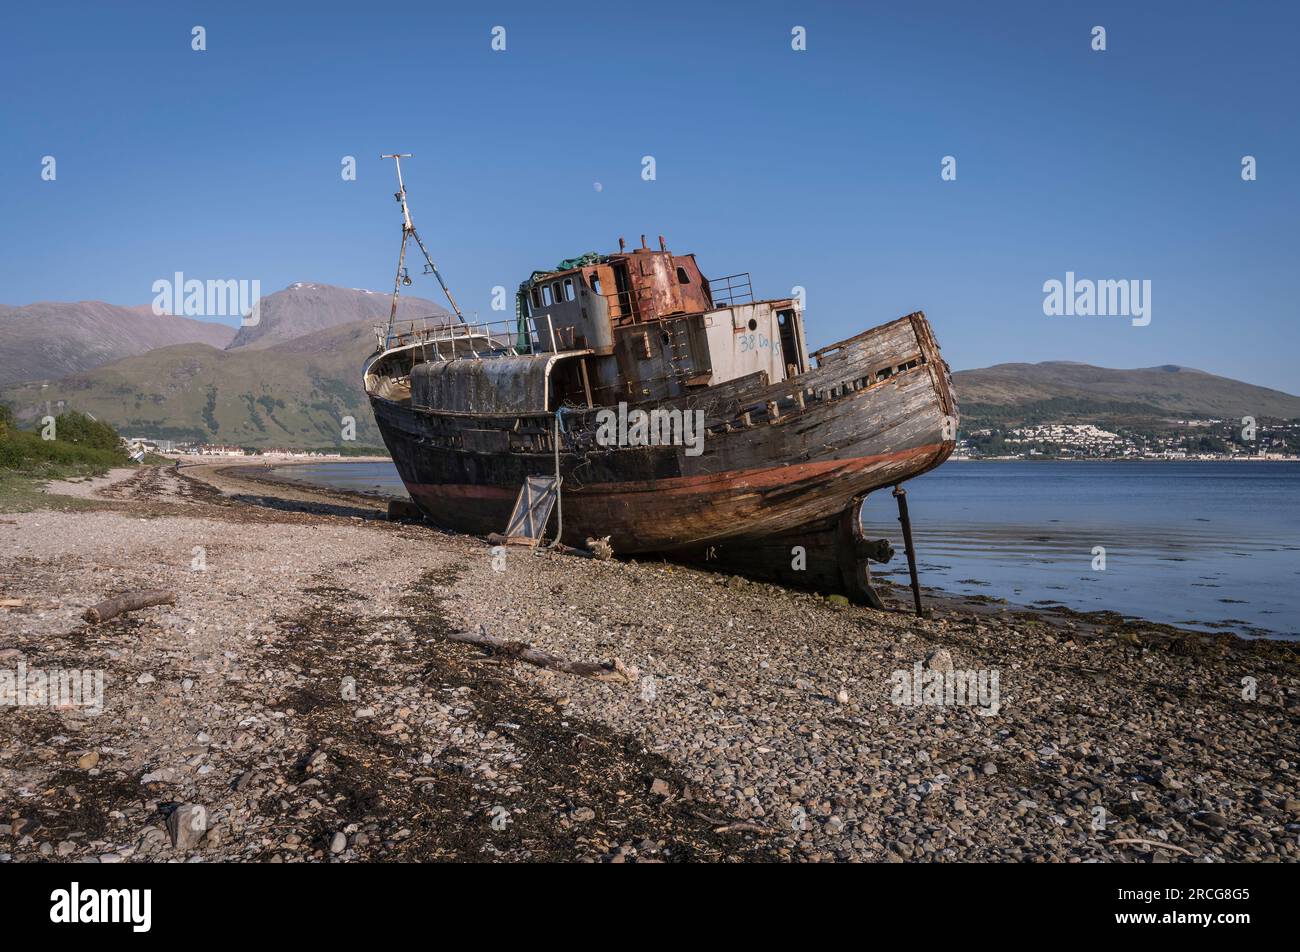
(385, 230, 410, 349)
(409, 225, 465, 324)
(893, 484, 924, 617)
(381, 153, 466, 328)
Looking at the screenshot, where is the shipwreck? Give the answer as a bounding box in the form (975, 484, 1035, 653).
(363, 157, 959, 608)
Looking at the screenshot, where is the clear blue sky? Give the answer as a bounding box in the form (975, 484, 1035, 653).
(2, 1, 1296, 392)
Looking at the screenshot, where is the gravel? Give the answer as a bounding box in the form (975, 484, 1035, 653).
(0, 463, 1296, 863)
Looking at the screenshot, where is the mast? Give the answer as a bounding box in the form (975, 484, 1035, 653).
(380, 153, 466, 347)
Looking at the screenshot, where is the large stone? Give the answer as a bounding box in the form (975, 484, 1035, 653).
(925, 648, 955, 674)
(137, 827, 168, 854)
(166, 804, 208, 850)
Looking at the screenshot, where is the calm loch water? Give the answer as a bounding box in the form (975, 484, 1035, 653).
(275, 460, 1300, 638)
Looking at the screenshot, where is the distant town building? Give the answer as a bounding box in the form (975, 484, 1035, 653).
(126, 437, 177, 453)
(186, 444, 247, 457)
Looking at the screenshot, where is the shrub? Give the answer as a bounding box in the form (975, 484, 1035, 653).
(51, 410, 122, 451)
(0, 411, 128, 475)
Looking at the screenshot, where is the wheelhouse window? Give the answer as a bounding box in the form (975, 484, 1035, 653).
(541, 285, 553, 306)
(552, 282, 563, 304)
(676, 266, 690, 284)
(530, 287, 542, 309)
(563, 277, 575, 301)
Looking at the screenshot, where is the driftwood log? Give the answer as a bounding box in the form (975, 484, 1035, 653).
(485, 534, 599, 559)
(82, 590, 175, 625)
(1108, 837, 1193, 856)
(444, 628, 638, 683)
(485, 532, 538, 547)
(689, 810, 773, 836)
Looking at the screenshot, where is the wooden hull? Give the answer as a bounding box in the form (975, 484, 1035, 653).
(368, 312, 958, 600)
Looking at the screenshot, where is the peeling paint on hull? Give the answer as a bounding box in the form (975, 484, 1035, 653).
(396, 441, 949, 551)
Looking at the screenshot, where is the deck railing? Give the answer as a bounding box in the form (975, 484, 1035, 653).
(377, 314, 564, 359)
(708, 272, 753, 306)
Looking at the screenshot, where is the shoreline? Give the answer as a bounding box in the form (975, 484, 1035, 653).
(246, 458, 1295, 642)
(953, 456, 1300, 463)
(0, 464, 1296, 863)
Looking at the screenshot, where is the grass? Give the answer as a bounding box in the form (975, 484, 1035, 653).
(0, 469, 109, 512)
(0, 419, 131, 511)
(0, 426, 127, 472)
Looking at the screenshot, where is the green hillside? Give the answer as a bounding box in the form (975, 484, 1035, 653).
(2, 320, 384, 447)
(6, 343, 1298, 452)
(952, 362, 1300, 428)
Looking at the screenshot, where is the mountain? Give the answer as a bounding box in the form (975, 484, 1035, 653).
(226, 283, 447, 350)
(0, 301, 236, 387)
(952, 362, 1300, 426)
(8, 313, 1297, 450)
(2, 318, 391, 446)
(0, 283, 452, 447)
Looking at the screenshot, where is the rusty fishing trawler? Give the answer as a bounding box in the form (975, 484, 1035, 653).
(363, 157, 958, 607)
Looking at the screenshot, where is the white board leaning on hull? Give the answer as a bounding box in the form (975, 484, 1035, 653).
(503, 475, 560, 544)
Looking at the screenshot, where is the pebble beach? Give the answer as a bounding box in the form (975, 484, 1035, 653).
(0, 463, 1296, 863)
